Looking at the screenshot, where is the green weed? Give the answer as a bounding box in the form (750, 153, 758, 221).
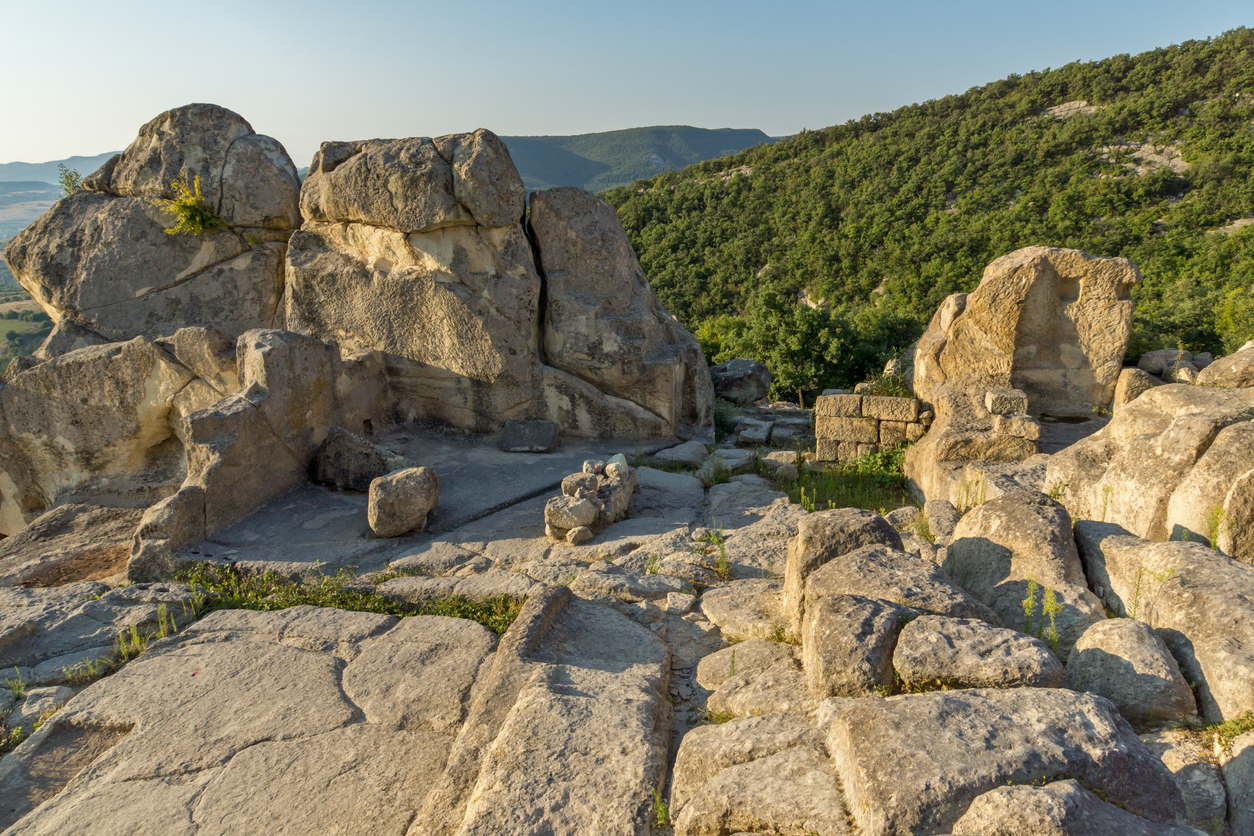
(4, 667, 26, 698)
(786, 445, 911, 513)
(652, 789, 670, 827)
(177, 563, 525, 636)
(1129, 565, 1176, 620)
(1204, 504, 1230, 552)
(154, 174, 227, 235)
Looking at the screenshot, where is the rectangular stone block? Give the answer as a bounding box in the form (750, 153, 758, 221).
(905, 422, 927, 443)
(816, 415, 879, 443)
(814, 394, 863, 417)
(839, 442, 878, 463)
(993, 413, 1041, 441)
(861, 396, 920, 422)
(985, 388, 1028, 415)
(815, 438, 840, 462)
(879, 420, 907, 447)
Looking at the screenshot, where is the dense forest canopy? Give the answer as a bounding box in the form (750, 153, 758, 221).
(603, 28, 1254, 399)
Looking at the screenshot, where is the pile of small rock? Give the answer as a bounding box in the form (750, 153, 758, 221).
(544, 454, 637, 544)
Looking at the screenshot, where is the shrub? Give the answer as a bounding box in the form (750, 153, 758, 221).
(154, 174, 227, 235)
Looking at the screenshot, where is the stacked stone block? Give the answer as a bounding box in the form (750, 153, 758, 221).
(985, 387, 1041, 441)
(814, 394, 929, 462)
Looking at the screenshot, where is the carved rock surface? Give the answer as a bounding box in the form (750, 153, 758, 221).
(912, 246, 1139, 416)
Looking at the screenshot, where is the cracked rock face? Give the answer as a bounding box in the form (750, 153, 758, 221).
(2, 103, 299, 352)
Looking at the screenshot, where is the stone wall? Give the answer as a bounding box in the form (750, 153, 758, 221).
(813, 394, 929, 462)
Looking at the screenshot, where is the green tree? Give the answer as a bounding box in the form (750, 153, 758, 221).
(4, 330, 17, 343)
(57, 163, 81, 197)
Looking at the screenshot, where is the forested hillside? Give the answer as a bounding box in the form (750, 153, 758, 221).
(604, 28, 1254, 398)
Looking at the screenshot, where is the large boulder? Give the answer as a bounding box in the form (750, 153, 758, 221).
(1066, 618, 1198, 730)
(826, 688, 1187, 835)
(912, 246, 1139, 416)
(709, 358, 771, 405)
(285, 132, 710, 440)
(952, 779, 1206, 836)
(1045, 384, 1254, 561)
(3, 104, 299, 349)
(1074, 521, 1254, 723)
(944, 491, 1104, 661)
(529, 188, 714, 438)
(1195, 339, 1254, 388)
(782, 508, 902, 636)
(0, 338, 196, 535)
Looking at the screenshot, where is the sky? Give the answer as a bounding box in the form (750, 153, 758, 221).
(2, 0, 1251, 167)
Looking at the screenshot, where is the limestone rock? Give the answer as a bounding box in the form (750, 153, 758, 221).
(952, 779, 1207, 836)
(912, 247, 1139, 416)
(923, 498, 960, 545)
(802, 594, 904, 698)
(530, 187, 714, 438)
(498, 419, 560, 453)
(1113, 366, 1162, 410)
(650, 439, 709, 468)
(32, 319, 110, 361)
(1140, 731, 1230, 832)
(944, 491, 1104, 660)
(1066, 618, 1198, 730)
(1139, 348, 1193, 375)
(670, 712, 824, 816)
(569, 562, 694, 602)
(709, 358, 771, 405)
(783, 508, 903, 636)
(698, 579, 782, 640)
(1074, 522, 1254, 723)
(0, 337, 195, 535)
(367, 467, 439, 538)
(1224, 732, 1254, 836)
(312, 426, 414, 492)
(826, 688, 1187, 835)
(707, 657, 816, 717)
(1045, 384, 1254, 561)
(4, 104, 298, 344)
(155, 326, 238, 394)
(673, 745, 850, 836)
(695, 639, 795, 691)
(804, 544, 1003, 625)
(894, 615, 1064, 689)
(1196, 343, 1254, 388)
(0, 504, 141, 587)
(127, 486, 206, 582)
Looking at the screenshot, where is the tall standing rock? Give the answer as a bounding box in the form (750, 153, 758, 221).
(3, 104, 300, 350)
(285, 132, 541, 432)
(912, 246, 1139, 416)
(529, 188, 714, 438)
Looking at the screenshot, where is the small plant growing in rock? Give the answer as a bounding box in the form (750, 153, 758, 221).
(651, 790, 669, 827)
(1047, 480, 1069, 501)
(645, 554, 660, 575)
(57, 163, 82, 197)
(4, 667, 26, 697)
(1100, 485, 1113, 522)
(62, 657, 110, 687)
(1041, 587, 1062, 654)
(1128, 565, 1176, 620)
(1204, 504, 1229, 552)
(154, 174, 227, 235)
(1022, 578, 1039, 635)
(913, 513, 935, 544)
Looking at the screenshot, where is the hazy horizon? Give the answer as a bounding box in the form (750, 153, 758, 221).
(4, 0, 1251, 168)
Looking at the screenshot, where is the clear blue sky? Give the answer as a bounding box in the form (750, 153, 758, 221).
(3, 0, 1250, 167)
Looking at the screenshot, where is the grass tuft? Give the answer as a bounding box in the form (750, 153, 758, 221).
(177, 563, 525, 636)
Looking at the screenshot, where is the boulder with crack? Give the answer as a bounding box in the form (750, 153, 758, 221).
(2, 104, 299, 351)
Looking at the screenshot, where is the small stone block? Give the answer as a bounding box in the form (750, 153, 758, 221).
(815, 438, 840, 462)
(862, 396, 920, 422)
(879, 420, 907, 447)
(984, 388, 1028, 415)
(498, 420, 560, 453)
(839, 442, 878, 463)
(814, 394, 863, 417)
(993, 414, 1041, 440)
(906, 422, 927, 443)
(816, 415, 879, 443)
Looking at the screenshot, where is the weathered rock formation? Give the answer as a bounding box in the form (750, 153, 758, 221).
(905, 247, 1139, 505)
(912, 246, 1139, 415)
(1045, 383, 1254, 562)
(286, 134, 711, 439)
(3, 104, 299, 350)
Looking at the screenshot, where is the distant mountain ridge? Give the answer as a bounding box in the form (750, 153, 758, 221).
(499, 126, 777, 192)
(0, 152, 120, 185)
